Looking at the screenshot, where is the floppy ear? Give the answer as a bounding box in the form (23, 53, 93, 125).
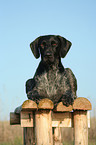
(57, 35, 72, 58)
(30, 36, 41, 59)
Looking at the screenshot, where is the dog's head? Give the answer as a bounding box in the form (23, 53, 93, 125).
(30, 35, 72, 63)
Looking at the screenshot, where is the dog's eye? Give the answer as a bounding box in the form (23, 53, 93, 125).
(40, 44, 44, 47)
(51, 41, 57, 47)
(40, 42, 46, 48)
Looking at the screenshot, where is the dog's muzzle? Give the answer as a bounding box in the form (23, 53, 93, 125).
(43, 51, 54, 63)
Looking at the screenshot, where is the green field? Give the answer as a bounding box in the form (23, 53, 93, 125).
(0, 117, 96, 145)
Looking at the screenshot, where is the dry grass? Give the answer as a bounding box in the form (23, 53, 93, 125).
(0, 117, 96, 145)
(89, 117, 96, 144)
(0, 121, 23, 145)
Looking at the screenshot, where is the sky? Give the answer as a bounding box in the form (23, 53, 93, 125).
(0, 0, 96, 120)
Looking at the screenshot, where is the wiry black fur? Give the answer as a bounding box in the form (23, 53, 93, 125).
(26, 35, 77, 106)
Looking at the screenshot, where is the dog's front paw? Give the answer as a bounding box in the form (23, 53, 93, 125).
(61, 94, 75, 107)
(27, 90, 41, 104)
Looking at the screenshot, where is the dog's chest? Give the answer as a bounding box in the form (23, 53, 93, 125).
(35, 69, 69, 97)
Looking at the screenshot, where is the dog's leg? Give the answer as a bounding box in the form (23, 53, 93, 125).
(27, 90, 41, 104)
(60, 90, 76, 107)
(26, 79, 41, 104)
(65, 68, 77, 96)
(26, 79, 35, 93)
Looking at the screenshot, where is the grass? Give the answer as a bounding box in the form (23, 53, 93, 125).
(0, 121, 23, 145)
(0, 117, 96, 145)
(0, 137, 22, 145)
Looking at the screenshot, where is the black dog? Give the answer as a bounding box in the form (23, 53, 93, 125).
(26, 35, 77, 106)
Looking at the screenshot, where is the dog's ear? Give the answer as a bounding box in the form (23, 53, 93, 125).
(57, 35, 72, 58)
(30, 37, 41, 59)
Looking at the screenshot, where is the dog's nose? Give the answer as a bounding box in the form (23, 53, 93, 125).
(46, 52, 51, 56)
(44, 50, 52, 56)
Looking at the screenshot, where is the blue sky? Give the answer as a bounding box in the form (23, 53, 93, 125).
(0, 0, 96, 120)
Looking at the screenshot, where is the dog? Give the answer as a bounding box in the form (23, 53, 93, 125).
(26, 35, 77, 106)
